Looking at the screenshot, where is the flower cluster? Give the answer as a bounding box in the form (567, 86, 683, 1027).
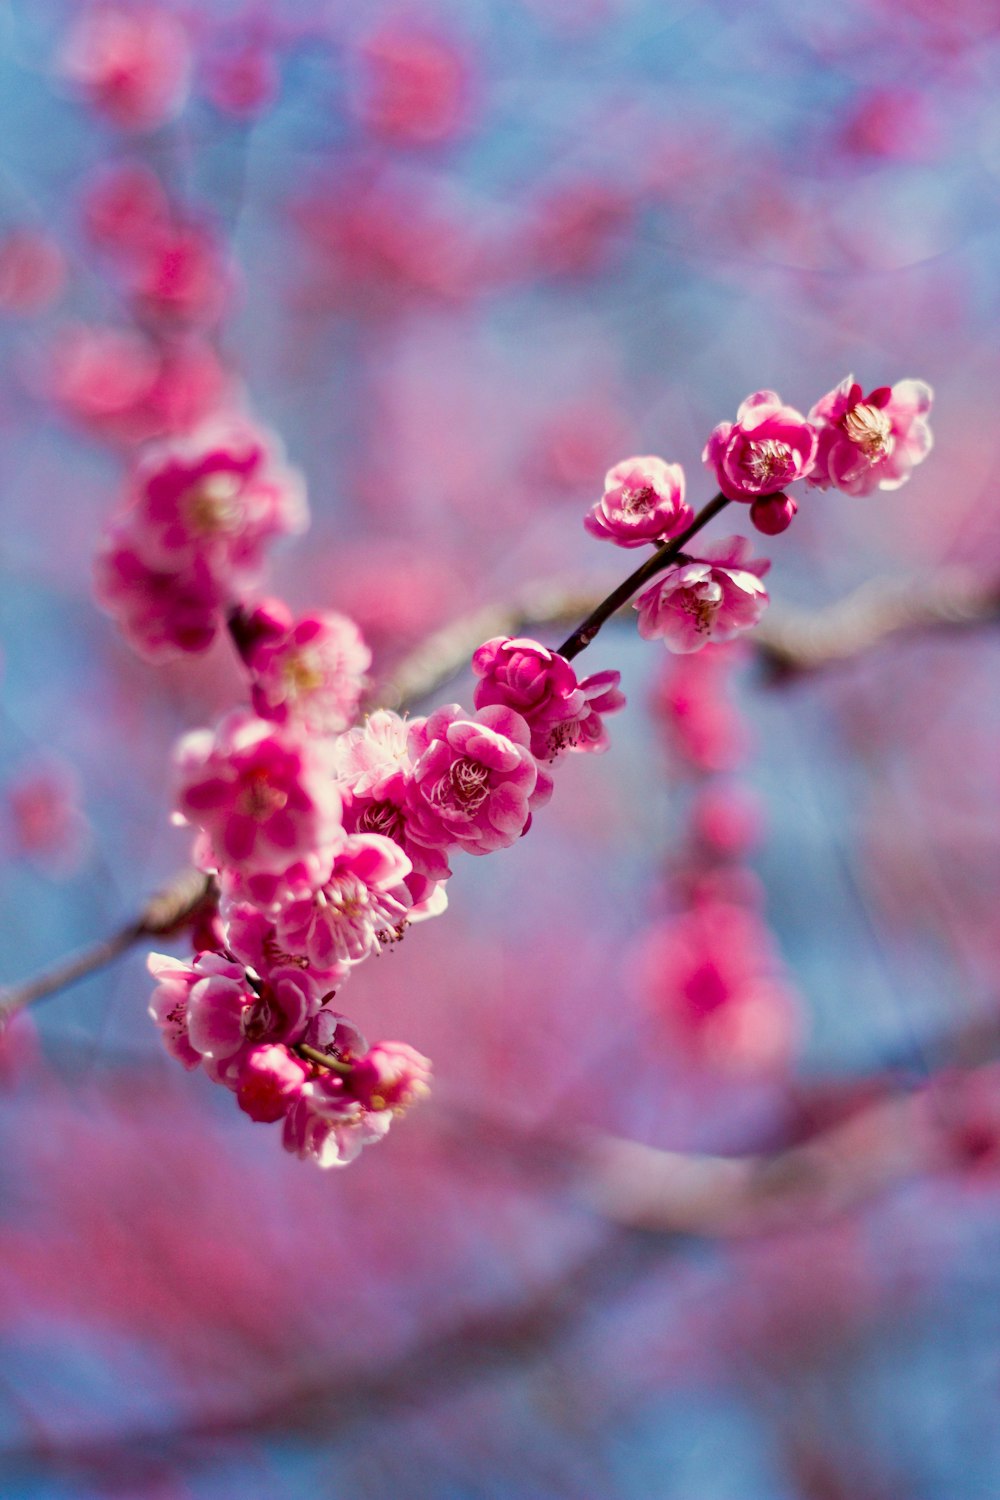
(94, 417, 307, 659)
(94, 422, 627, 1166)
(96, 370, 930, 1166)
(584, 376, 933, 656)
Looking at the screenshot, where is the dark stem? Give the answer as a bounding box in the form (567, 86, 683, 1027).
(556, 492, 731, 661)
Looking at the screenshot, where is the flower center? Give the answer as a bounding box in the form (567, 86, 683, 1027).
(842, 403, 893, 460)
(184, 471, 245, 535)
(358, 799, 405, 843)
(743, 439, 795, 488)
(620, 483, 657, 516)
(679, 584, 718, 635)
(446, 756, 490, 812)
(237, 770, 288, 821)
(282, 649, 325, 701)
(318, 875, 369, 921)
(547, 720, 581, 758)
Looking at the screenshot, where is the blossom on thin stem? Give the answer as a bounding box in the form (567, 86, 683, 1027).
(703, 390, 817, 503)
(807, 376, 933, 496)
(406, 703, 547, 860)
(634, 536, 770, 653)
(246, 610, 372, 736)
(585, 454, 692, 547)
(472, 636, 624, 762)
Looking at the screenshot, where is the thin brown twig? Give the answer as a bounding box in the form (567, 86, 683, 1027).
(0, 870, 212, 1026)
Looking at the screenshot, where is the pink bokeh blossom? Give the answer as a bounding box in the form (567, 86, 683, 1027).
(59, 5, 192, 132)
(174, 711, 343, 878)
(639, 900, 801, 1070)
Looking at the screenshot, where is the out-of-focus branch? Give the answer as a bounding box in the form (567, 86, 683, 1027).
(438, 1028, 995, 1240)
(754, 567, 1000, 677)
(377, 564, 1000, 708)
(5, 567, 997, 1033)
(0, 1228, 659, 1485)
(0, 870, 213, 1027)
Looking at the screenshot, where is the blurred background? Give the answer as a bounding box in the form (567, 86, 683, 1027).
(1, 1, 1000, 1495)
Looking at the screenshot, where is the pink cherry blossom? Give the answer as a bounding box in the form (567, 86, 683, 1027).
(184, 964, 257, 1062)
(282, 1075, 393, 1168)
(147, 951, 244, 1070)
(584, 454, 692, 547)
(222, 901, 343, 1002)
(281, 1012, 394, 1167)
(236, 1045, 309, 1123)
(406, 703, 546, 858)
(807, 376, 933, 496)
(248, 611, 372, 735)
(639, 900, 800, 1071)
(472, 635, 627, 763)
(125, 418, 308, 590)
(347, 1041, 432, 1114)
(94, 531, 223, 659)
(274, 835, 413, 974)
(59, 6, 192, 133)
(335, 710, 449, 885)
(334, 709, 421, 800)
(634, 536, 770, 654)
(703, 390, 817, 502)
(174, 710, 344, 878)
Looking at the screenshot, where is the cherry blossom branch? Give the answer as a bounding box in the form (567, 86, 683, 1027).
(0, 870, 213, 1027)
(555, 491, 730, 660)
(7, 564, 995, 1022)
(379, 564, 1000, 709)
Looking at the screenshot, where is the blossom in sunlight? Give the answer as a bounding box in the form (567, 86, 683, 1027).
(807, 376, 933, 495)
(406, 703, 547, 859)
(634, 536, 770, 653)
(274, 834, 413, 973)
(703, 390, 817, 502)
(472, 636, 624, 762)
(584, 454, 692, 547)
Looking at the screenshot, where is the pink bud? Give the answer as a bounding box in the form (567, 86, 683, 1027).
(750, 493, 797, 535)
